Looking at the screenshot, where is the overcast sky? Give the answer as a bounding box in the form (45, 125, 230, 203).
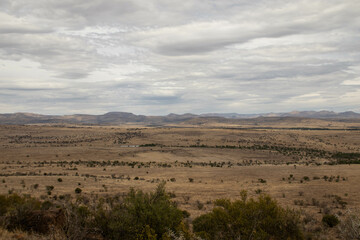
(0, 0, 359, 115)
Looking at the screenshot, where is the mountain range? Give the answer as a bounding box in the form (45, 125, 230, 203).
(0, 111, 359, 125)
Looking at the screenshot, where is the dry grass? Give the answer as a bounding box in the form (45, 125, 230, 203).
(0, 122, 359, 237)
(0, 227, 65, 240)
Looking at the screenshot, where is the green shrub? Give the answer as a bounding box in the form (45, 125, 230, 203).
(0, 193, 42, 217)
(93, 181, 185, 240)
(0, 194, 51, 233)
(193, 192, 303, 240)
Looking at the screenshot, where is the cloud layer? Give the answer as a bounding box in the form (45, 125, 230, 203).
(1, 0, 359, 115)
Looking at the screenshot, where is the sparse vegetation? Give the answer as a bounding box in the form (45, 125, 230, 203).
(1, 124, 360, 239)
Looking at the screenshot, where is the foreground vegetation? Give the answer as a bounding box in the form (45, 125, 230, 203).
(0, 183, 359, 240)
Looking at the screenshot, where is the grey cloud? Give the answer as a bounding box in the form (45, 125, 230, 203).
(4, 88, 54, 91)
(0, 27, 52, 34)
(130, 1, 360, 56)
(0, 32, 104, 79)
(56, 72, 90, 79)
(0, 0, 359, 115)
(141, 95, 181, 102)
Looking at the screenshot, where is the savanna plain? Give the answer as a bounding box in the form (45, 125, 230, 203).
(1, 119, 360, 239)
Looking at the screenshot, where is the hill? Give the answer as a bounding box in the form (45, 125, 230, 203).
(0, 111, 360, 126)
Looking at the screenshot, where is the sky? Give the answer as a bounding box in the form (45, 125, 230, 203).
(0, 0, 360, 115)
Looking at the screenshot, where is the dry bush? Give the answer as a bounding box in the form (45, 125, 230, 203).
(338, 209, 360, 240)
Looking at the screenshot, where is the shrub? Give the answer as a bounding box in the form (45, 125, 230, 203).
(0, 193, 59, 234)
(93, 181, 185, 240)
(193, 192, 303, 240)
(58, 178, 63, 182)
(322, 214, 339, 227)
(258, 178, 267, 183)
(196, 200, 204, 210)
(75, 188, 82, 194)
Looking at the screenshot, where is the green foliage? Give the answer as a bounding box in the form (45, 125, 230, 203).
(322, 214, 339, 228)
(193, 192, 303, 240)
(136, 225, 157, 240)
(0, 193, 42, 217)
(1, 187, 308, 240)
(0, 193, 47, 232)
(93, 181, 185, 240)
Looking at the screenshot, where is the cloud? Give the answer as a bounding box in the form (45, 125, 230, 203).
(0, 0, 359, 115)
(0, 13, 52, 34)
(342, 78, 360, 86)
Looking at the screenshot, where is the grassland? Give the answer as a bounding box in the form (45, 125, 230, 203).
(0, 122, 360, 238)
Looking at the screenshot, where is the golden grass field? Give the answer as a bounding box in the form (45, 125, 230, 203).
(0, 121, 360, 236)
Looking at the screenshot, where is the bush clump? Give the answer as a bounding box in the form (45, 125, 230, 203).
(0, 193, 59, 234)
(193, 191, 303, 240)
(93, 181, 185, 239)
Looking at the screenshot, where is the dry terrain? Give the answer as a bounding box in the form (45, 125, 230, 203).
(0, 121, 360, 237)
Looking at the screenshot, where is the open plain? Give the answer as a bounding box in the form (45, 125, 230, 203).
(0, 119, 360, 237)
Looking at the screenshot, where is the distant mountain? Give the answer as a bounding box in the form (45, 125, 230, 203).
(200, 113, 260, 118)
(0, 110, 359, 125)
(201, 111, 360, 119)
